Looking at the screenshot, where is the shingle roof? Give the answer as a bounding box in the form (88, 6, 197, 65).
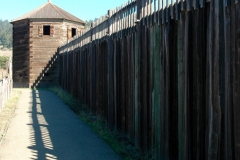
(12, 1, 85, 24)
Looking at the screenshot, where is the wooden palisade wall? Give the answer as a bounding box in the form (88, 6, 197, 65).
(58, 0, 240, 159)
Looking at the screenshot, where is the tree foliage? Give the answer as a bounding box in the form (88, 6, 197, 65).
(0, 19, 12, 49)
(84, 18, 99, 29)
(0, 56, 9, 69)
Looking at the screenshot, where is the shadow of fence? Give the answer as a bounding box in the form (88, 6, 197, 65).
(31, 52, 59, 88)
(27, 89, 120, 160)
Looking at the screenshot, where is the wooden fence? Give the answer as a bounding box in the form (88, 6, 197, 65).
(0, 78, 12, 112)
(0, 58, 12, 112)
(58, 0, 240, 159)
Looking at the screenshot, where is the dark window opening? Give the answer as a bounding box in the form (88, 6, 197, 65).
(43, 26, 50, 35)
(72, 28, 76, 37)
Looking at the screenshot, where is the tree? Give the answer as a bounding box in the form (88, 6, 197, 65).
(84, 18, 98, 29)
(0, 56, 9, 69)
(0, 19, 12, 49)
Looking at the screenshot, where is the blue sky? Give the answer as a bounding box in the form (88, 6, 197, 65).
(0, 0, 124, 22)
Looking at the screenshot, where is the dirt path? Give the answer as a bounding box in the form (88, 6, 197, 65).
(0, 89, 121, 160)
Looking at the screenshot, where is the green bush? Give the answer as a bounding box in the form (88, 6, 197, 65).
(0, 56, 9, 69)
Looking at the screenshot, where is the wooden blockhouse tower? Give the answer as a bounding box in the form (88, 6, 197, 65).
(11, 0, 85, 88)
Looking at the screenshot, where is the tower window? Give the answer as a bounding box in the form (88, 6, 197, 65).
(43, 26, 50, 35)
(72, 28, 76, 37)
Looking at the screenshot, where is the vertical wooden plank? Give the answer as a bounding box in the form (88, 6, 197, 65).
(164, 22, 170, 160)
(95, 44, 99, 114)
(74, 50, 77, 97)
(105, 41, 109, 119)
(203, 1, 218, 159)
(142, 0, 146, 25)
(199, 0, 205, 8)
(120, 38, 126, 134)
(191, 7, 207, 160)
(89, 45, 94, 113)
(158, 0, 162, 25)
(147, 0, 151, 27)
(147, 25, 152, 151)
(166, 0, 170, 22)
(134, 24, 139, 147)
(113, 38, 117, 130)
(128, 33, 133, 140)
(107, 10, 114, 129)
(115, 39, 119, 130)
(169, 18, 179, 160)
(170, 0, 174, 19)
(87, 49, 91, 107)
(154, 0, 157, 23)
(162, 0, 165, 24)
(159, 23, 165, 159)
(143, 24, 149, 151)
(150, 24, 162, 159)
(138, 23, 143, 149)
(205, 2, 212, 159)
(175, 0, 180, 20)
(200, 7, 207, 160)
(233, 1, 240, 159)
(177, 12, 183, 160)
(150, 24, 155, 159)
(205, 0, 221, 159)
(186, 0, 192, 11)
(181, 0, 187, 11)
(130, 32, 135, 141)
(224, 0, 230, 6)
(125, 35, 130, 138)
(221, 3, 233, 160)
(178, 11, 190, 160)
(183, 11, 190, 160)
(137, 0, 142, 20)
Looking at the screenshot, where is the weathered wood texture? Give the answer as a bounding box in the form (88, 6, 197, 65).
(12, 20, 30, 88)
(29, 20, 84, 88)
(12, 19, 84, 88)
(58, 0, 240, 159)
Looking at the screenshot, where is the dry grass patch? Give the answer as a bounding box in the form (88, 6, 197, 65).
(0, 90, 21, 141)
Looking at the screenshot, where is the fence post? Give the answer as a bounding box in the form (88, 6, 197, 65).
(137, 0, 142, 20)
(107, 9, 115, 129)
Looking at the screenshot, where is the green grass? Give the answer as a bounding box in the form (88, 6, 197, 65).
(48, 86, 151, 160)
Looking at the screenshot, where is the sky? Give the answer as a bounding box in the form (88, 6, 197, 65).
(0, 0, 125, 22)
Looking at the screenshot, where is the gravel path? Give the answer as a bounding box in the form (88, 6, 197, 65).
(0, 89, 121, 160)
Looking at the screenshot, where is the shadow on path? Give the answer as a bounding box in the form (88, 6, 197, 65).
(27, 90, 121, 160)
